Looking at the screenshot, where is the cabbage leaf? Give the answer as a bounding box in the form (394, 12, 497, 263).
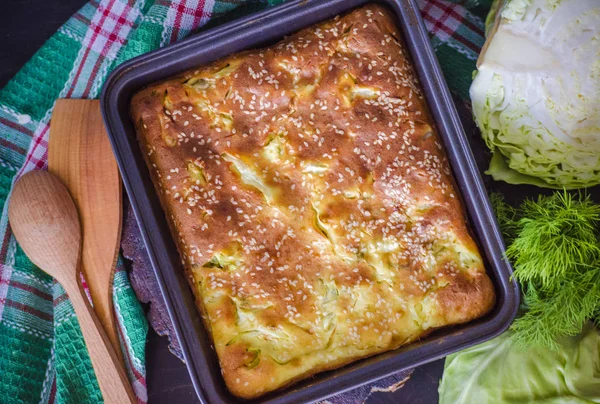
(439, 325, 600, 404)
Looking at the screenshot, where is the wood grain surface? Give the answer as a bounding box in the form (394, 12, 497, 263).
(48, 99, 124, 359)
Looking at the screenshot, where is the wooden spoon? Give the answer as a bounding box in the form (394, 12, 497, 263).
(8, 171, 136, 404)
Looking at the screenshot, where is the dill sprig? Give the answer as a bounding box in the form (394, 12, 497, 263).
(490, 193, 519, 243)
(508, 192, 600, 290)
(492, 191, 600, 350)
(511, 271, 600, 350)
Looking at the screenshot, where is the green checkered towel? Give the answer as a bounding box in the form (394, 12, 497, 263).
(0, 0, 492, 402)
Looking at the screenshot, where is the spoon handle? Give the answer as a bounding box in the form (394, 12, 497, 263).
(65, 279, 137, 404)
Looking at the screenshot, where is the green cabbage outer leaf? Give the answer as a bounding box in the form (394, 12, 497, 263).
(439, 324, 600, 404)
(484, 0, 502, 36)
(471, 0, 600, 189)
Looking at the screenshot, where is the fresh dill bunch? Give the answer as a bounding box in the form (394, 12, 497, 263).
(511, 270, 600, 350)
(490, 193, 520, 243)
(502, 191, 600, 350)
(507, 192, 600, 291)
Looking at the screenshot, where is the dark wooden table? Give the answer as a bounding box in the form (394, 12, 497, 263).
(1, 1, 456, 402)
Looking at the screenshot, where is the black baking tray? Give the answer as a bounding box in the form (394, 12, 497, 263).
(100, 0, 520, 402)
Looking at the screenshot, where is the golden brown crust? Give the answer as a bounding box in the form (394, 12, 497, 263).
(131, 4, 495, 399)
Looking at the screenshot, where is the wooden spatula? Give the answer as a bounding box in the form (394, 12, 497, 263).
(48, 99, 123, 359)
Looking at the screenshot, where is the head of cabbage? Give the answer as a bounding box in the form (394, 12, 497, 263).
(471, 0, 600, 189)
